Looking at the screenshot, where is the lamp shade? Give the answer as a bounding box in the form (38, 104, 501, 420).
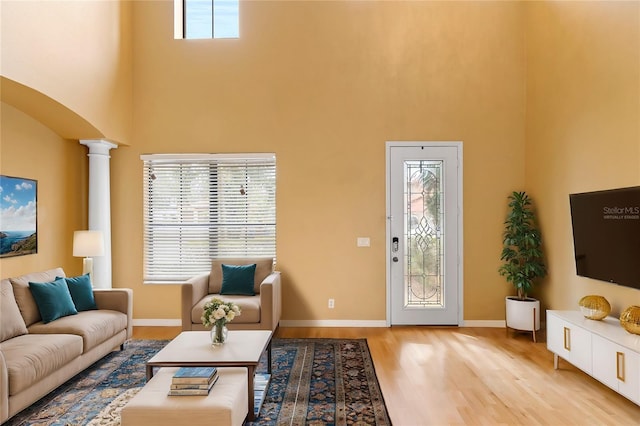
(73, 231, 105, 257)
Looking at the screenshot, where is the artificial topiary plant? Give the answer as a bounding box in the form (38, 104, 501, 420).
(498, 191, 547, 300)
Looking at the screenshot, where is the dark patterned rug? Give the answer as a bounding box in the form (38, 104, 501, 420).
(7, 338, 391, 426)
(248, 338, 390, 425)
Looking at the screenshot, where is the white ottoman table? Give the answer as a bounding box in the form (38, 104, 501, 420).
(121, 367, 249, 426)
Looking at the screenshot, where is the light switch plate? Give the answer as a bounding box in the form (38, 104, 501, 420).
(357, 237, 370, 247)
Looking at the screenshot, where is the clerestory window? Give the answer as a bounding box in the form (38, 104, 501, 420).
(174, 0, 239, 39)
(141, 153, 276, 282)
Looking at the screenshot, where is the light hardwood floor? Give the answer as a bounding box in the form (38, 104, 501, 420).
(132, 326, 640, 425)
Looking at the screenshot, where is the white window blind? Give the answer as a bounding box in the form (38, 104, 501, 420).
(141, 153, 276, 282)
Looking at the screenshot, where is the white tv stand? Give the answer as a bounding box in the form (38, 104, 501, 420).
(547, 310, 640, 405)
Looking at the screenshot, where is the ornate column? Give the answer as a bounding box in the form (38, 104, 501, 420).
(79, 140, 117, 289)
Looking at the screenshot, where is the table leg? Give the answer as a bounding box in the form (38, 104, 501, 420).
(146, 364, 154, 381)
(247, 366, 256, 421)
(267, 340, 272, 375)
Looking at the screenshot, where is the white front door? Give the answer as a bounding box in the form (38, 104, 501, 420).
(386, 142, 463, 325)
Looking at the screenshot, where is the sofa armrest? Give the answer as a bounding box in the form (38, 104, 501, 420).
(258, 271, 281, 331)
(181, 273, 210, 331)
(0, 350, 7, 424)
(93, 288, 133, 340)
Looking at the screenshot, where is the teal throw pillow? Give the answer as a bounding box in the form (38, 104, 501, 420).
(29, 278, 78, 323)
(62, 274, 97, 311)
(220, 264, 256, 296)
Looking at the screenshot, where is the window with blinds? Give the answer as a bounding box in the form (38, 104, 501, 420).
(141, 153, 276, 282)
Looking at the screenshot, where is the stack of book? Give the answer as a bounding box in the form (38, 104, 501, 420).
(168, 366, 218, 396)
(253, 373, 270, 414)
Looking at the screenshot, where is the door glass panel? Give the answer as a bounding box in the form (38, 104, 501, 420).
(404, 160, 444, 308)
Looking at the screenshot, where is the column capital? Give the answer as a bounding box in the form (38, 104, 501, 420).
(79, 139, 118, 156)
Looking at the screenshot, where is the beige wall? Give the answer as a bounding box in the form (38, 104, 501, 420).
(0, 0, 133, 144)
(114, 0, 526, 321)
(526, 1, 640, 316)
(3, 0, 637, 324)
(0, 103, 88, 278)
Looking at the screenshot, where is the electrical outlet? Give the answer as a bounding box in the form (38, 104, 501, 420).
(328, 298, 335, 309)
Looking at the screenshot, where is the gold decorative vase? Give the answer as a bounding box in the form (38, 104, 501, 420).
(578, 295, 611, 320)
(620, 306, 640, 335)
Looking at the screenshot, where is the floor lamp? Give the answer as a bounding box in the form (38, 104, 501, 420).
(73, 230, 104, 285)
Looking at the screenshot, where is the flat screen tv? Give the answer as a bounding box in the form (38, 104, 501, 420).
(569, 186, 640, 289)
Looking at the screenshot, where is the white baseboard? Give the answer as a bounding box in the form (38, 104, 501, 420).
(131, 319, 508, 328)
(461, 320, 506, 328)
(132, 319, 182, 327)
(132, 319, 388, 328)
(279, 320, 388, 328)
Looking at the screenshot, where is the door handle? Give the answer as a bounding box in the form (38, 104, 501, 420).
(617, 351, 625, 382)
(392, 237, 399, 262)
(563, 327, 571, 351)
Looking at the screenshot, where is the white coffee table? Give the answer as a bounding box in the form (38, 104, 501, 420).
(146, 330, 272, 421)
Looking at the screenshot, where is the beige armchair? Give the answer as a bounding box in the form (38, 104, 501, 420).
(181, 257, 281, 332)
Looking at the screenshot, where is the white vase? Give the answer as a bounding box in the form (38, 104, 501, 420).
(505, 296, 540, 331)
(210, 323, 228, 346)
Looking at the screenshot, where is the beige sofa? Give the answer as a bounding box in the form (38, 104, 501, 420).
(181, 258, 281, 332)
(0, 267, 133, 424)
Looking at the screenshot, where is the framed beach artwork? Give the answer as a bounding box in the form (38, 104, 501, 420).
(0, 175, 37, 258)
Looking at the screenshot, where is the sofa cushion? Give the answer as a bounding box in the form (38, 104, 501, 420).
(220, 264, 256, 296)
(209, 258, 273, 294)
(0, 333, 83, 395)
(29, 278, 78, 323)
(9, 267, 66, 326)
(192, 295, 260, 325)
(28, 310, 128, 352)
(0, 279, 28, 342)
(63, 274, 98, 311)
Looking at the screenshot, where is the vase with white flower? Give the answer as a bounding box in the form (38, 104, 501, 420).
(201, 297, 241, 346)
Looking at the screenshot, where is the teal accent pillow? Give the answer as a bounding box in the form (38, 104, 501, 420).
(62, 274, 97, 311)
(220, 264, 256, 296)
(29, 278, 78, 323)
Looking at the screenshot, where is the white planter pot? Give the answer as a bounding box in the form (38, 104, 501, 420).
(505, 296, 540, 331)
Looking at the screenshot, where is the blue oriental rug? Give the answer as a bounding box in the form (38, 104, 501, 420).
(6, 338, 391, 426)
